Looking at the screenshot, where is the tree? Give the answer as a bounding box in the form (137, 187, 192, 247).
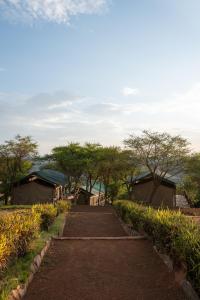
(181, 153, 200, 206)
(51, 143, 86, 193)
(124, 130, 190, 202)
(0, 135, 38, 204)
(97, 147, 131, 201)
(51, 143, 137, 202)
(81, 143, 102, 194)
(120, 150, 141, 199)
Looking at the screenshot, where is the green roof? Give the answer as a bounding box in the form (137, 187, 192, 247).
(32, 169, 67, 186)
(129, 172, 178, 186)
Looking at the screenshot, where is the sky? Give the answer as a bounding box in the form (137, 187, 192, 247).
(1, 0, 200, 154)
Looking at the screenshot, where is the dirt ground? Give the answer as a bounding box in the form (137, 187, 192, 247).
(24, 206, 186, 300)
(63, 207, 127, 237)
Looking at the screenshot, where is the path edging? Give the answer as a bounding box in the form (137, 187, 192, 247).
(153, 246, 199, 300)
(53, 236, 146, 240)
(116, 210, 199, 300)
(8, 240, 51, 300)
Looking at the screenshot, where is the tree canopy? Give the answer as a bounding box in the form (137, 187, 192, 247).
(124, 130, 190, 202)
(0, 135, 37, 204)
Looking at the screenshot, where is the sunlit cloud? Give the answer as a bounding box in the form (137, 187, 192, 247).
(0, 0, 109, 24)
(122, 87, 139, 96)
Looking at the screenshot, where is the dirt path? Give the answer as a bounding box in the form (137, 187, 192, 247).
(24, 206, 186, 300)
(63, 207, 127, 237)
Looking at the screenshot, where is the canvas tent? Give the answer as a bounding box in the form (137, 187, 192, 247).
(76, 186, 105, 206)
(129, 172, 177, 208)
(12, 169, 67, 205)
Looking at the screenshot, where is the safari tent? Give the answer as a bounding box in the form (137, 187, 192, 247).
(76, 186, 105, 206)
(12, 169, 67, 205)
(130, 172, 177, 208)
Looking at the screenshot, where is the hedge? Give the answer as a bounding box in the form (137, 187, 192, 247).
(0, 200, 71, 271)
(113, 200, 200, 295)
(56, 200, 71, 214)
(0, 211, 40, 270)
(32, 204, 58, 231)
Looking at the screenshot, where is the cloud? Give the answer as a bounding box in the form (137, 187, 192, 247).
(122, 87, 139, 96)
(0, 0, 109, 24)
(1, 83, 200, 153)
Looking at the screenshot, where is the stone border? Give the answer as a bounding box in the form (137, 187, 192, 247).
(116, 211, 199, 300)
(115, 211, 147, 238)
(8, 240, 51, 300)
(58, 212, 68, 237)
(53, 236, 146, 240)
(153, 246, 199, 300)
(8, 212, 68, 300)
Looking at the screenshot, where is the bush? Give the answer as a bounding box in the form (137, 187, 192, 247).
(32, 204, 58, 231)
(56, 200, 71, 214)
(0, 211, 40, 270)
(113, 200, 200, 295)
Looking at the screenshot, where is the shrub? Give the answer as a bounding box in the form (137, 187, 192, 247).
(113, 200, 200, 295)
(0, 211, 40, 270)
(32, 204, 58, 231)
(56, 200, 71, 214)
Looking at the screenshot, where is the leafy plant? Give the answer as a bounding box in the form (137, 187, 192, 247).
(56, 200, 71, 214)
(114, 200, 200, 295)
(0, 211, 40, 270)
(32, 204, 58, 231)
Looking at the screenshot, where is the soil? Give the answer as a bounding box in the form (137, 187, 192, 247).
(24, 206, 186, 300)
(63, 207, 127, 237)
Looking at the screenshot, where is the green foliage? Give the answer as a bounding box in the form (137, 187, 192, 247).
(0, 212, 66, 300)
(56, 200, 71, 214)
(50, 142, 137, 201)
(183, 153, 200, 207)
(114, 200, 200, 295)
(0, 201, 71, 276)
(0, 211, 40, 270)
(0, 135, 38, 204)
(124, 130, 190, 202)
(31, 204, 58, 231)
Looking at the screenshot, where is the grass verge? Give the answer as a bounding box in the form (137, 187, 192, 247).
(0, 205, 32, 210)
(0, 213, 66, 300)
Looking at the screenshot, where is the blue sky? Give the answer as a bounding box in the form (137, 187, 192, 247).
(1, 0, 200, 153)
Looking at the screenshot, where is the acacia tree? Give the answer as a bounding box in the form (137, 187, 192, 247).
(51, 143, 86, 193)
(124, 130, 190, 202)
(181, 153, 200, 206)
(97, 147, 131, 201)
(0, 135, 38, 204)
(50, 143, 137, 201)
(121, 150, 141, 199)
(82, 143, 102, 194)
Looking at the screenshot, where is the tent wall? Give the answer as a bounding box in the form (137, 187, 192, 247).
(12, 181, 55, 205)
(132, 180, 176, 208)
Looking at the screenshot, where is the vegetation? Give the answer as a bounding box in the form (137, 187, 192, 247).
(47, 142, 138, 201)
(0, 135, 37, 205)
(56, 199, 71, 214)
(114, 200, 200, 295)
(32, 204, 58, 231)
(180, 153, 200, 207)
(1, 131, 199, 204)
(0, 201, 71, 272)
(124, 130, 189, 202)
(0, 212, 66, 300)
(0, 211, 40, 270)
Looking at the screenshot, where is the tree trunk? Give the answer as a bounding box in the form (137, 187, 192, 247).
(98, 181, 102, 206)
(4, 194, 9, 205)
(149, 183, 159, 204)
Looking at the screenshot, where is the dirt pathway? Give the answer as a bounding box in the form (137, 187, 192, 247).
(24, 206, 186, 300)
